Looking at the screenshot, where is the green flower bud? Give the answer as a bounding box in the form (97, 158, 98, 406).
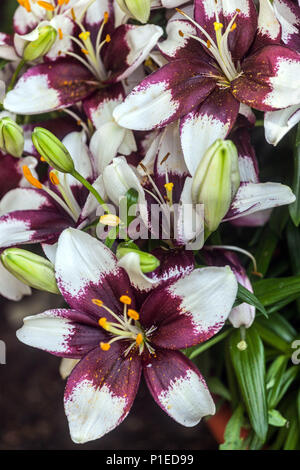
(116, 244, 160, 273)
(0, 117, 24, 158)
(1, 248, 59, 294)
(32, 127, 75, 173)
(23, 25, 57, 62)
(117, 0, 151, 23)
(191, 139, 240, 232)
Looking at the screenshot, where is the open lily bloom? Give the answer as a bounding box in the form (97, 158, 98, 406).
(258, 0, 300, 144)
(17, 228, 238, 443)
(0, 131, 105, 258)
(102, 122, 205, 249)
(4, 4, 163, 115)
(113, 0, 300, 166)
(0, 151, 38, 301)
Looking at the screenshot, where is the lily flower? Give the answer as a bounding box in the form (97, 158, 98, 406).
(0, 151, 38, 300)
(0, 131, 105, 259)
(16, 227, 238, 443)
(113, 0, 300, 166)
(4, 6, 163, 115)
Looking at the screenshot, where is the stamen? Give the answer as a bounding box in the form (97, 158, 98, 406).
(214, 22, 223, 32)
(230, 23, 237, 32)
(100, 342, 111, 351)
(18, 0, 31, 12)
(136, 333, 143, 345)
(120, 295, 132, 305)
(37, 1, 55, 11)
(58, 28, 63, 40)
(99, 214, 121, 227)
(49, 171, 60, 186)
(103, 11, 109, 24)
(92, 298, 104, 307)
(128, 309, 139, 321)
(81, 48, 89, 55)
(164, 182, 174, 192)
(98, 317, 108, 329)
(79, 31, 91, 41)
(71, 7, 76, 21)
(22, 165, 43, 189)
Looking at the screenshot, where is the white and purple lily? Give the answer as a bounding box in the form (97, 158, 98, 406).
(4, 5, 163, 115)
(113, 0, 300, 166)
(0, 131, 105, 257)
(0, 150, 38, 300)
(16, 227, 238, 443)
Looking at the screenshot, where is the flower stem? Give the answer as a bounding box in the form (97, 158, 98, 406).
(71, 169, 110, 213)
(7, 59, 26, 92)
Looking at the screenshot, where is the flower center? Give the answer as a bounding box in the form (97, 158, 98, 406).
(92, 295, 156, 356)
(176, 7, 242, 84)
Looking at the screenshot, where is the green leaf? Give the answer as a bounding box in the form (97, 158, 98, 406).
(237, 283, 268, 317)
(187, 328, 231, 359)
(251, 226, 278, 278)
(253, 275, 300, 306)
(229, 327, 268, 442)
(268, 409, 287, 427)
(266, 356, 288, 408)
(255, 313, 296, 353)
(206, 377, 231, 402)
(219, 405, 245, 450)
(289, 124, 300, 226)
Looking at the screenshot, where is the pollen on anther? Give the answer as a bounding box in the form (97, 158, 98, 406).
(98, 317, 107, 328)
(104, 11, 109, 24)
(58, 28, 63, 40)
(230, 23, 237, 32)
(105, 34, 111, 43)
(207, 39, 211, 48)
(79, 31, 91, 41)
(178, 30, 184, 38)
(214, 22, 223, 32)
(92, 298, 104, 307)
(81, 48, 89, 55)
(128, 309, 139, 321)
(99, 214, 120, 227)
(49, 171, 60, 186)
(164, 182, 174, 192)
(22, 165, 43, 189)
(37, 1, 55, 11)
(136, 333, 143, 345)
(100, 342, 111, 351)
(120, 295, 132, 305)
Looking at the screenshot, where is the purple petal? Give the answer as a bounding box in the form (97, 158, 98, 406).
(64, 343, 141, 443)
(143, 348, 215, 426)
(16, 308, 103, 358)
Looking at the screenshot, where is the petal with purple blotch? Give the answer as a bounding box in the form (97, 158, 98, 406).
(180, 88, 240, 175)
(225, 182, 296, 221)
(139, 266, 237, 349)
(55, 228, 134, 322)
(274, 0, 300, 52)
(143, 348, 215, 426)
(103, 24, 163, 83)
(4, 60, 97, 115)
(16, 308, 103, 358)
(113, 59, 216, 130)
(194, 0, 257, 60)
(264, 104, 300, 145)
(232, 45, 300, 111)
(64, 343, 141, 443)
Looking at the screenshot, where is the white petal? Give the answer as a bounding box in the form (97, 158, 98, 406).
(0, 188, 51, 215)
(264, 105, 300, 145)
(258, 0, 281, 40)
(4, 73, 60, 115)
(16, 312, 75, 353)
(168, 266, 238, 334)
(90, 123, 125, 174)
(118, 252, 158, 292)
(263, 57, 300, 109)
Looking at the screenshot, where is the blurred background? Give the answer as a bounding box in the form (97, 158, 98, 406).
(0, 0, 217, 450)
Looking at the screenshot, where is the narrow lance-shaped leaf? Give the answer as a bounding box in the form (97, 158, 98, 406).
(229, 327, 268, 442)
(289, 124, 300, 226)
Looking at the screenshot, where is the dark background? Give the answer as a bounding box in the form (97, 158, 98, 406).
(0, 1, 217, 450)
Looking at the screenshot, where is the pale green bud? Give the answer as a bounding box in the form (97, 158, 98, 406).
(117, 0, 151, 23)
(0, 117, 24, 158)
(32, 127, 75, 173)
(116, 244, 160, 273)
(1, 248, 59, 294)
(23, 25, 57, 62)
(191, 139, 240, 232)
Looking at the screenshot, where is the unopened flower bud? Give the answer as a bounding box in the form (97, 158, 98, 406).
(1, 248, 59, 294)
(0, 117, 24, 158)
(116, 244, 160, 273)
(117, 0, 151, 23)
(32, 127, 75, 173)
(191, 139, 240, 232)
(23, 25, 57, 62)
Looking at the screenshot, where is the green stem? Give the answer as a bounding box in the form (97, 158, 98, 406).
(71, 169, 110, 213)
(7, 59, 26, 92)
(187, 328, 232, 360)
(255, 119, 264, 127)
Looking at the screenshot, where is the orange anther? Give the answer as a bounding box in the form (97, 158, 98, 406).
(22, 165, 43, 189)
(120, 295, 132, 305)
